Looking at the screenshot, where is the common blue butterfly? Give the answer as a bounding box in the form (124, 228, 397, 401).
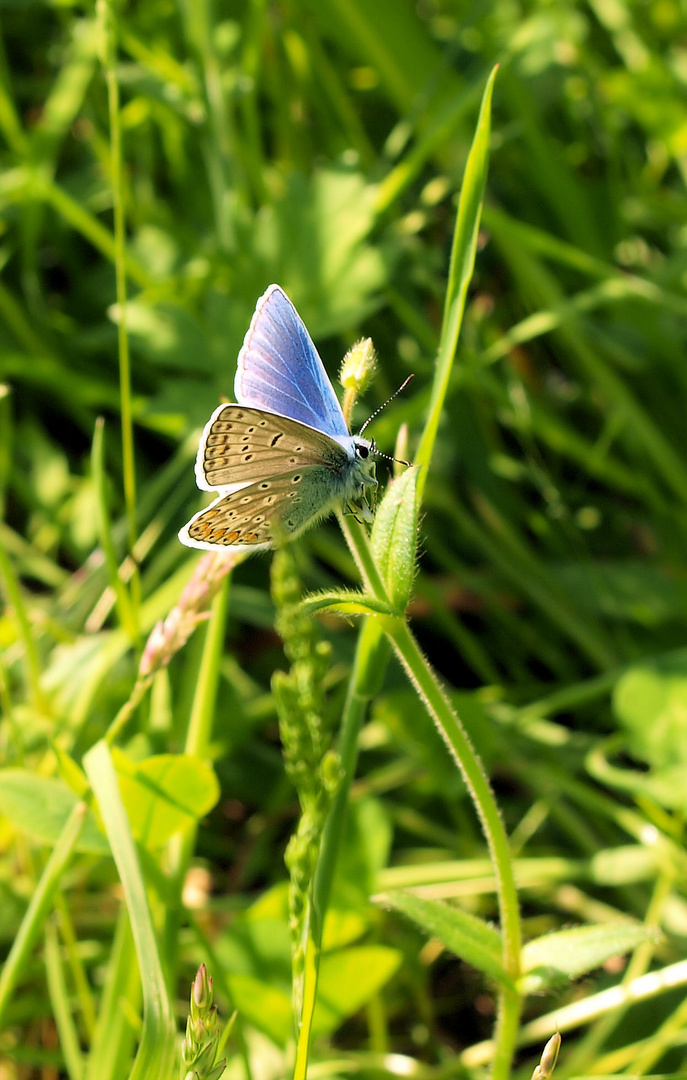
(178, 284, 377, 552)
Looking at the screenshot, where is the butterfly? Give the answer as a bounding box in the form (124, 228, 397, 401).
(178, 284, 378, 553)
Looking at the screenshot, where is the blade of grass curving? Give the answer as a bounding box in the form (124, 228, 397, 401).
(83, 741, 176, 1080)
(0, 802, 87, 1028)
(485, 203, 687, 318)
(98, 0, 139, 611)
(414, 65, 497, 498)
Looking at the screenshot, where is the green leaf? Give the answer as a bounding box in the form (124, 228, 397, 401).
(520, 922, 662, 993)
(299, 590, 400, 618)
(376, 890, 514, 990)
(313, 945, 402, 1037)
(613, 651, 687, 769)
(0, 770, 108, 854)
(224, 972, 293, 1047)
(113, 752, 220, 848)
(370, 467, 419, 609)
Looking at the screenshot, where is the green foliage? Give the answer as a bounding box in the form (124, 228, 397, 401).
(3, 1, 687, 1080)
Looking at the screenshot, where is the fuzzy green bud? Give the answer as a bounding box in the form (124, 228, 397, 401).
(340, 337, 377, 392)
(341, 338, 377, 426)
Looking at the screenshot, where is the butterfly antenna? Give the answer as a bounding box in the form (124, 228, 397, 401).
(358, 374, 414, 467)
(359, 375, 414, 436)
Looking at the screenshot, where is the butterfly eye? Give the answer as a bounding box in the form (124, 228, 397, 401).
(357, 443, 369, 459)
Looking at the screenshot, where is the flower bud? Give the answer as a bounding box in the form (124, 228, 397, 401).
(340, 337, 377, 395)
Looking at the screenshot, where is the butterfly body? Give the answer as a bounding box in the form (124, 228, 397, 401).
(179, 286, 377, 552)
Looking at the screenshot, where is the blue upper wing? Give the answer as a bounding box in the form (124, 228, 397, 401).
(234, 285, 349, 439)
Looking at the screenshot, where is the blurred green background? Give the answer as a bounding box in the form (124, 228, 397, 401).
(4, 0, 687, 1075)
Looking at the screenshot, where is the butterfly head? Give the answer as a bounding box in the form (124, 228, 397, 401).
(341, 434, 377, 523)
(351, 435, 377, 487)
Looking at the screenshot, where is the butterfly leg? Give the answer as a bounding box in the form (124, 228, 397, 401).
(342, 487, 375, 524)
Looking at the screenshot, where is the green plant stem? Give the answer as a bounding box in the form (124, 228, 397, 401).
(105, 673, 152, 745)
(0, 802, 86, 1028)
(297, 65, 505, 1080)
(383, 616, 521, 1080)
(92, 416, 139, 642)
(338, 515, 522, 1076)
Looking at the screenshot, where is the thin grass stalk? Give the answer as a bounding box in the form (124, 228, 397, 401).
(45, 917, 85, 1080)
(98, 0, 139, 614)
(91, 417, 138, 642)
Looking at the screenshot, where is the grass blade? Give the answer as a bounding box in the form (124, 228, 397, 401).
(415, 65, 498, 493)
(83, 741, 176, 1080)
